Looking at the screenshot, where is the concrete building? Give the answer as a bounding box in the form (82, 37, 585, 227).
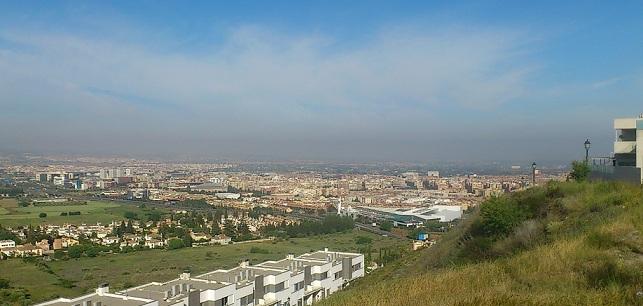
(36, 249, 364, 306)
(591, 115, 643, 184)
(36, 284, 157, 306)
(0, 240, 16, 249)
(356, 205, 463, 226)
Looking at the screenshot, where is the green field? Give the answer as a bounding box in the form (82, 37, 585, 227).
(0, 199, 163, 227)
(0, 230, 403, 303)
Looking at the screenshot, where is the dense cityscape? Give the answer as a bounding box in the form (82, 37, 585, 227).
(0, 155, 565, 259)
(0, 154, 570, 305)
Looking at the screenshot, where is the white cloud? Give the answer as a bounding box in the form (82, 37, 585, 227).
(1, 25, 533, 110)
(0, 25, 538, 158)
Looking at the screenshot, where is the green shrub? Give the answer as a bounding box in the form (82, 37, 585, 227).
(379, 221, 393, 231)
(0, 278, 9, 289)
(569, 161, 590, 182)
(478, 197, 527, 237)
(167, 238, 185, 250)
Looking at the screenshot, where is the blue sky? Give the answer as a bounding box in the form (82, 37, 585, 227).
(1, 1, 642, 162)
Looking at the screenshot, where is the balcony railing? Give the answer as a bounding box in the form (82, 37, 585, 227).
(614, 141, 636, 154)
(589, 157, 641, 184)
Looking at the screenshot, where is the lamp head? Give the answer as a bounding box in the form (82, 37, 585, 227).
(584, 139, 591, 150)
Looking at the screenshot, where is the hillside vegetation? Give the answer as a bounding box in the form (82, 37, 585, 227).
(320, 181, 643, 306)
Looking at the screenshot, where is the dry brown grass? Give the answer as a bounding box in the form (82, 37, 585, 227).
(319, 182, 643, 306)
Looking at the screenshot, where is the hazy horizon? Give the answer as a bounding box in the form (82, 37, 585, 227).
(1, 1, 642, 162)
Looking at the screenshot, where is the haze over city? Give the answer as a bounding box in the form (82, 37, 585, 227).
(1, 1, 642, 162)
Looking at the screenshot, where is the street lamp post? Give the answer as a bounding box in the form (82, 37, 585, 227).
(584, 139, 591, 163)
(531, 162, 537, 185)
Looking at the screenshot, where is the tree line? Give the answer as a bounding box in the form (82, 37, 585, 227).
(262, 215, 354, 238)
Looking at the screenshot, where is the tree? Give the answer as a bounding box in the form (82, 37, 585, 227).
(38, 212, 47, 218)
(85, 246, 99, 257)
(68, 245, 83, 258)
(126, 220, 134, 233)
(211, 221, 222, 235)
(124, 211, 138, 220)
(379, 220, 393, 232)
(0, 226, 20, 243)
(167, 238, 185, 250)
(424, 220, 445, 232)
(236, 221, 252, 241)
(223, 219, 237, 239)
(182, 234, 193, 247)
(569, 160, 590, 182)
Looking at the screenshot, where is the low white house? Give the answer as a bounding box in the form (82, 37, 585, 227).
(0, 240, 16, 249)
(211, 234, 232, 245)
(144, 239, 165, 249)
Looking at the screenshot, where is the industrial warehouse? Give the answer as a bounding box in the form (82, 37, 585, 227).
(356, 205, 463, 227)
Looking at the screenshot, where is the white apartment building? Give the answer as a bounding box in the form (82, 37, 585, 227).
(36, 249, 364, 306)
(0, 240, 16, 248)
(592, 115, 643, 184)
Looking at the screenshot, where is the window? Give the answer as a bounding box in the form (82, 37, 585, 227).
(265, 282, 286, 293)
(239, 293, 254, 306)
(275, 281, 285, 292)
(352, 263, 362, 272)
(293, 281, 304, 291)
(313, 272, 328, 281)
(334, 271, 342, 280)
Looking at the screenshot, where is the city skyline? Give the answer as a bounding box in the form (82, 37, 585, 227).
(1, 1, 642, 162)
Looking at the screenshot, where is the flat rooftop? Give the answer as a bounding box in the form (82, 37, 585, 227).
(255, 258, 310, 274)
(299, 251, 361, 261)
(123, 278, 231, 306)
(42, 293, 153, 306)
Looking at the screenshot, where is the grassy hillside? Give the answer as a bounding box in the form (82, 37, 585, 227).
(320, 181, 643, 306)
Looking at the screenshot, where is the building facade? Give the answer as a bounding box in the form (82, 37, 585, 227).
(591, 115, 643, 184)
(36, 249, 364, 306)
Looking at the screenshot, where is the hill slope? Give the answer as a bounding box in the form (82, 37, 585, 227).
(319, 181, 643, 306)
